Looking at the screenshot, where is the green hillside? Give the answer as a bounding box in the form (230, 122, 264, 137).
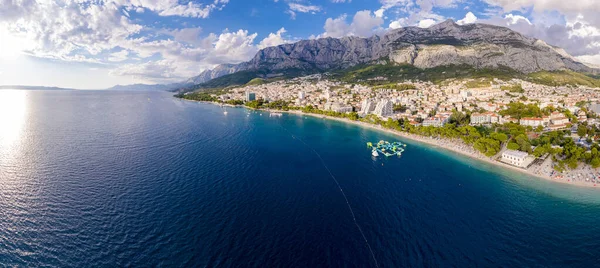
(527, 71, 600, 87)
(246, 78, 266, 86)
(334, 64, 521, 85)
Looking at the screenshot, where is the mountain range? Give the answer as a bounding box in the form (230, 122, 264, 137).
(117, 19, 600, 92)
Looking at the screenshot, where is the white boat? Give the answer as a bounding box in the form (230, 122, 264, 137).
(223, 111, 228, 115)
(372, 150, 379, 157)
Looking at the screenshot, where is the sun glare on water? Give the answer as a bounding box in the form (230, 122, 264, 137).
(0, 90, 27, 149)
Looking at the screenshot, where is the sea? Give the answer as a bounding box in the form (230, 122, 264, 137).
(2, 89, 600, 267)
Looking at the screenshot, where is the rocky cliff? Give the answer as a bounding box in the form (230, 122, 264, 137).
(186, 63, 241, 85)
(191, 19, 597, 85)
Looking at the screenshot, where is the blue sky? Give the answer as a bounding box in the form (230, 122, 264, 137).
(0, 0, 599, 89)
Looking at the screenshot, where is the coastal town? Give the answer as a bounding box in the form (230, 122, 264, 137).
(183, 74, 600, 187)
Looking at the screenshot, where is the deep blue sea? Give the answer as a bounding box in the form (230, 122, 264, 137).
(3, 90, 600, 267)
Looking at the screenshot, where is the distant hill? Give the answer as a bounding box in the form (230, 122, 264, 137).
(0, 85, 77, 90)
(105, 82, 193, 91)
(245, 78, 266, 86)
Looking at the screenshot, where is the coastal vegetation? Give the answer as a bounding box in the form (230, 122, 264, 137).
(175, 92, 217, 102)
(499, 102, 543, 119)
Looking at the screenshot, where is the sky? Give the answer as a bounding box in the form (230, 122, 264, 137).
(0, 0, 599, 89)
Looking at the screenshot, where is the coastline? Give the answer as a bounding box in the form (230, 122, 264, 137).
(287, 110, 600, 189)
(180, 98, 600, 189)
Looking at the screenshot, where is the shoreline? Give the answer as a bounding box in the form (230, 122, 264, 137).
(180, 98, 600, 189)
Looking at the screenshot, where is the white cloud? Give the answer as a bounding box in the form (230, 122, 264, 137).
(457, 12, 477, 25)
(112, 26, 295, 83)
(288, 3, 321, 13)
(258, 28, 290, 49)
(0, 0, 231, 64)
(483, 0, 600, 14)
(286, 10, 297, 20)
(0, 0, 264, 83)
(478, 2, 600, 63)
(125, 0, 230, 18)
(323, 10, 384, 38)
(0, 1, 142, 62)
(110, 59, 179, 80)
(212, 29, 259, 62)
(323, 15, 350, 38)
(482, 14, 600, 58)
(483, 0, 600, 30)
(165, 28, 203, 44)
(576, 54, 600, 67)
(417, 19, 437, 28)
(108, 50, 129, 62)
(389, 20, 403, 29)
(504, 14, 531, 25)
(378, 0, 453, 29)
(379, 0, 413, 9)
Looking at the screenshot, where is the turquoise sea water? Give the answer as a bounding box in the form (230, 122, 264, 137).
(1, 90, 600, 267)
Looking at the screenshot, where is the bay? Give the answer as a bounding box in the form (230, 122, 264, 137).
(1, 90, 599, 267)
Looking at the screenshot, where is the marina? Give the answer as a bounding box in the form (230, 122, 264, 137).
(367, 140, 407, 157)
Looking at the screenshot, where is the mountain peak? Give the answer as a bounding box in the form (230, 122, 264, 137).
(430, 19, 458, 30)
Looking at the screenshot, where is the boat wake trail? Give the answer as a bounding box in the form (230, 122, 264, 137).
(278, 124, 380, 268)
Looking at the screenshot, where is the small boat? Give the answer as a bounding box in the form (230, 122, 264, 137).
(223, 111, 228, 115)
(372, 150, 379, 157)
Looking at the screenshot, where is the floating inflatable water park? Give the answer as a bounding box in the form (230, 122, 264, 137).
(367, 140, 407, 157)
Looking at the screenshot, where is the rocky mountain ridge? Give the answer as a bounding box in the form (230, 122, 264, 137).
(188, 19, 597, 86)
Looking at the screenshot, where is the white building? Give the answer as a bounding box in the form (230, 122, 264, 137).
(460, 90, 471, 100)
(325, 102, 353, 113)
(501, 149, 529, 167)
(422, 115, 450, 127)
(550, 112, 569, 125)
(322, 89, 332, 100)
(471, 112, 499, 125)
(590, 103, 600, 115)
(298, 91, 306, 100)
(360, 99, 376, 115)
(519, 117, 544, 127)
(547, 111, 570, 130)
(373, 99, 393, 118)
(245, 91, 256, 102)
